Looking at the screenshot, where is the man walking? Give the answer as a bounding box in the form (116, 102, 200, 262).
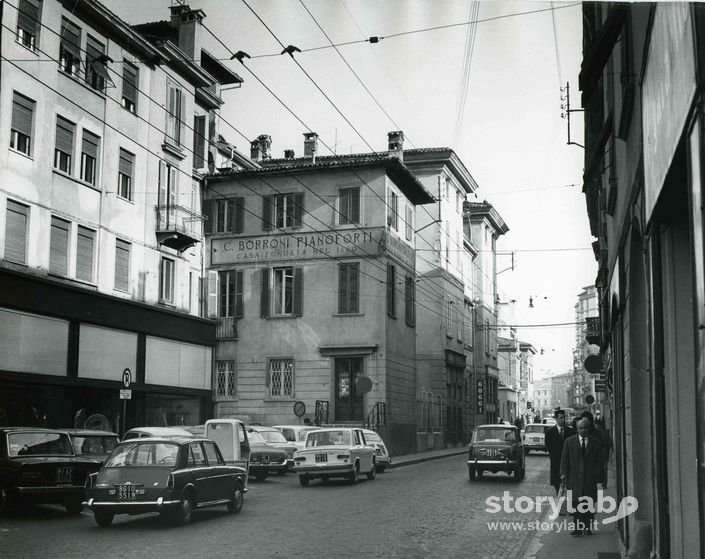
(560, 418, 606, 536)
(545, 408, 574, 496)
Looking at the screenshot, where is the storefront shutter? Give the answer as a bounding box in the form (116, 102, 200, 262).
(11, 92, 34, 137)
(49, 216, 70, 275)
(4, 200, 28, 264)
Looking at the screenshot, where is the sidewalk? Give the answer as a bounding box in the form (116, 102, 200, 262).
(389, 444, 467, 468)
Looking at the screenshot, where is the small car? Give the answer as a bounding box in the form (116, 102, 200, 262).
(272, 425, 322, 451)
(0, 427, 102, 514)
(522, 423, 550, 454)
(83, 436, 246, 526)
(246, 429, 288, 481)
(361, 429, 391, 472)
(122, 426, 195, 440)
(65, 429, 120, 465)
(293, 427, 377, 486)
(247, 426, 298, 471)
(467, 424, 525, 481)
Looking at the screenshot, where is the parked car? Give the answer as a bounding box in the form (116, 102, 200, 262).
(65, 429, 120, 465)
(247, 426, 298, 471)
(361, 429, 392, 472)
(272, 425, 321, 451)
(467, 424, 525, 481)
(293, 427, 377, 486)
(83, 436, 246, 526)
(522, 423, 550, 454)
(122, 426, 195, 440)
(0, 427, 102, 514)
(246, 429, 288, 481)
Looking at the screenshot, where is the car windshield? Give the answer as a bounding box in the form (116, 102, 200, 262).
(306, 430, 351, 447)
(72, 435, 119, 456)
(8, 432, 74, 457)
(256, 430, 288, 443)
(104, 442, 179, 467)
(473, 429, 517, 443)
(525, 425, 544, 434)
(365, 433, 382, 443)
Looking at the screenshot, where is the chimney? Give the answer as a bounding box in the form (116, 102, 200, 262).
(388, 130, 404, 161)
(303, 132, 318, 161)
(250, 134, 271, 161)
(284, 149, 295, 159)
(169, 4, 206, 63)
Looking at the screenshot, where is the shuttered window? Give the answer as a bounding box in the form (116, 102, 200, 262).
(85, 35, 106, 90)
(387, 264, 396, 317)
(80, 130, 100, 185)
(215, 198, 244, 233)
(338, 263, 359, 314)
(16, 0, 41, 50)
(114, 239, 131, 292)
(10, 92, 34, 156)
(160, 257, 175, 303)
(118, 149, 134, 200)
(405, 275, 416, 326)
(75, 226, 95, 282)
(165, 81, 185, 147)
(59, 18, 81, 76)
(4, 200, 29, 264)
(218, 270, 243, 317)
(262, 267, 303, 317)
(405, 205, 413, 240)
(263, 193, 303, 230)
(122, 61, 138, 112)
(339, 187, 360, 225)
(389, 191, 399, 230)
(193, 115, 206, 169)
(54, 116, 74, 173)
(49, 216, 70, 275)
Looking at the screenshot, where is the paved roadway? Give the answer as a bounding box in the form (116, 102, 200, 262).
(2, 453, 554, 559)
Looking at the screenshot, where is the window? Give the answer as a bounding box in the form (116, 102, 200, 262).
(59, 18, 81, 76)
(215, 198, 244, 233)
(485, 319, 491, 351)
(118, 149, 134, 200)
(446, 296, 453, 334)
(387, 264, 396, 317)
(268, 358, 294, 399)
(4, 200, 29, 264)
(85, 35, 107, 91)
(262, 193, 303, 230)
(160, 257, 175, 303)
(10, 92, 34, 156)
(261, 267, 303, 317)
(158, 161, 178, 209)
(54, 116, 74, 173)
(215, 360, 236, 400)
(121, 61, 138, 112)
(389, 191, 399, 230)
(218, 270, 243, 317)
(165, 81, 185, 146)
(405, 275, 415, 326)
(80, 130, 100, 185)
(114, 239, 131, 292)
(16, 0, 41, 50)
(189, 443, 207, 466)
(338, 262, 359, 314)
(49, 216, 70, 275)
(75, 225, 95, 282)
(339, 187, 360, 225)
(193, 115, 206, 169)
(405, 204, 413, 241)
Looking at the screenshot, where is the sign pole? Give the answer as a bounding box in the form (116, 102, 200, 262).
(121, 368, 132, 437)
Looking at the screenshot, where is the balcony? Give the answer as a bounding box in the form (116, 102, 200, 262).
(585, 316, 600, 346)
(216, 317, 238, 340)
(155, 204, 204, 252)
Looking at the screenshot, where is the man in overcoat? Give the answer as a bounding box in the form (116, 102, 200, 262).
(545, 408, 574, 495)
(560, 418, 606, 536)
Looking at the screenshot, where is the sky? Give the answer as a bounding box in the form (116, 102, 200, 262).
(106, 0, 594, 377)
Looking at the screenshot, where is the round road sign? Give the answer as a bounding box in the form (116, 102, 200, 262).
(356, 376, 373, 394)
(585, 395, 595, 405)
(293, 401, 306, 417)
(122, 368, 132, 388)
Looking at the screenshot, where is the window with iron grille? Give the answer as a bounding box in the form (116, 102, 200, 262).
(268, 358, 294, 399)
(59, 18, 81, 76)
(10, 91, 34, 156)
(338, 187, 360, 225)
(215, 360, 237, 400)
(16, 0, 41, 50)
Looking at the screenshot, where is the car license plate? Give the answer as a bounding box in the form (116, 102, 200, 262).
(56, 467, 73, 484)
(118, 485, 137, 501)
(315, 453, 327, 463)
(484, 449, 497, 457)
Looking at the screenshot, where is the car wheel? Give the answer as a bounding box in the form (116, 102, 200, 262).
(172, 491, 194, 526)
(377, 465, 386, 473)
(227, 480, 244, 513)
(468, 467, 477, 481)
(349, 463, 359, 484)
(254, 472, 268, 482)
(64, 498, 83, 515)
(94, 511, 114, 527)
(299, 475, 309, 487)
(366, 462, 377, 481)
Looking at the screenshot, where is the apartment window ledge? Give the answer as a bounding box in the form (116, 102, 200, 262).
(333, 312, 364, 317)
(52, 169, 101, 193)
(162, 141, 186, 160)
(9, 147, 34, 161)
(58, 68, 108, 100)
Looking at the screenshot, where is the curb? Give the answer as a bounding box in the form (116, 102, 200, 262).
(389, 449, 467, 469)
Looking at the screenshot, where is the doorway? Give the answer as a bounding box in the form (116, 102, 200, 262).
(334, 357, 364, 422)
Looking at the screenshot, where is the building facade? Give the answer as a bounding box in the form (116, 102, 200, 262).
(0, 1, 239, 432)
(580, 3, 704, 557)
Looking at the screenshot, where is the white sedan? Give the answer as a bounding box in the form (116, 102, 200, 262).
(293, 428, 377, 486)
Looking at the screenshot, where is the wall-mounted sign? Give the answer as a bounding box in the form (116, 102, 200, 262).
(293, 401, 306, 417)
(476, 379, 484, 415)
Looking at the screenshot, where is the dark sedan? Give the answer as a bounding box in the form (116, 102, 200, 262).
(84, 436, 247, 526)
(246, 429, 288, 482)
(467, 424, 525, 481)
(0, 427, 101, 514)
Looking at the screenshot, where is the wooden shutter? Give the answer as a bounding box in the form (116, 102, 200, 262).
(49, 216, 70, 275)
(350, 188, 360, 223)
(203, 199, 213, 233)
(234, 197, 245, 233)
(262, 195, 273, 231)
(338, 263, 347, 313)
(226, 199, 235, 232)
(4, 200, 28, 264)
(178, 90, 187, 147)
(387, 264, 395, 317)
(207, 270, 218, 318)
(76, 226, 95, 282)
(193, 115, 206, 168)
(11, 92, 34, 137)
(122, 62, 137, 106)
(293, 267, 304, 316)
(260, 268, 270, 317)
(339, 190, 349, 224)
(234, 270, 244, 318)
(55, 116, 74, 155)
(114, 239, 131, 291)
(293, 193, 304, 226)
(350, 263, 359, 313)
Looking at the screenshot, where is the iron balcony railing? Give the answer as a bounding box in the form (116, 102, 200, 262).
(216, 317, 238, 340)
(585, 316, 601, 345)
(155, 204, 204, 251)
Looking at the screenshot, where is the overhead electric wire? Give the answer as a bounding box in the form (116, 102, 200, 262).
(452, 1, 479, 149)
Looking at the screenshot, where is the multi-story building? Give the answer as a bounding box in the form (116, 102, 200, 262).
(580, 3, 704, 556)
(518, 341, 536, 416)
(571, 284, 599, 409)
(204, 132, 434, 455)
(0, 1, 240, 431)
(497, 335, 519, 422)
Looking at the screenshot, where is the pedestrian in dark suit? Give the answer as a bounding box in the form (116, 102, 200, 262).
(560, 418, 606, 536)
(545, 408, 574, 495)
